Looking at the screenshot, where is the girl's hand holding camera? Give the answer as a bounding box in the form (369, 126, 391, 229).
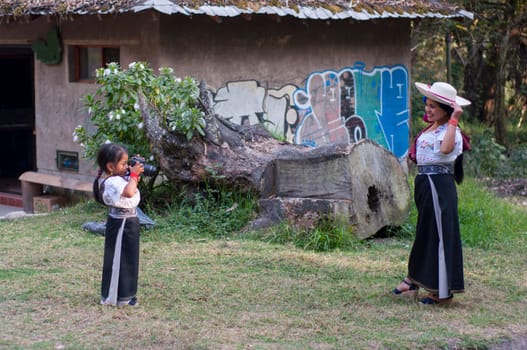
(123, 156, 144, 197)
(128, 154, 145, 181)
(129, 162, 145, 177)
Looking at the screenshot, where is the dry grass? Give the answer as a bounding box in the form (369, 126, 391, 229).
(1, 200, 526, 350)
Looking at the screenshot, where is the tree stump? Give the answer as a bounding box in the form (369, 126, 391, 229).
(254, 140, 411, 238)
(140, 83, 410, 239)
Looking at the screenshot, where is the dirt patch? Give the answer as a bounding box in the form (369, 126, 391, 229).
(489, 334, 527, 350)
(485, 178, 527, 208)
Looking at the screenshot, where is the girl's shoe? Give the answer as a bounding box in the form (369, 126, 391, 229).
(117, 297, 138, 307)
(391, 279, 419, 299)
(419, 294, 453, 306)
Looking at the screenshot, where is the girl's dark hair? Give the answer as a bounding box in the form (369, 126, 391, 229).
(93, 143, 128, 204)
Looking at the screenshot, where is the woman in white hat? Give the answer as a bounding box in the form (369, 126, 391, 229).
(391, 82, 470, 305)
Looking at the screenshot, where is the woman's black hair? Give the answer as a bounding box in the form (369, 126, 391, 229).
(423, 96, 455, 116)
(438, 101, 464, 184)
(437, 101, 455, 116)
(93, 143, 128, 204)
(454, 154, 464, 184)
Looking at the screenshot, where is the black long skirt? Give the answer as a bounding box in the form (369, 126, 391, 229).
(408, 174, 464, 297)
(101, 216, 140, 304)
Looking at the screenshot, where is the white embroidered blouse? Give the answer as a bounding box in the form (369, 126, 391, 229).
(101, 176, 140, 209)
(416, 124, 463, 165)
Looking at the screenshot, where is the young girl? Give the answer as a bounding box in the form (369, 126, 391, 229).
(93, 143, 144, 306)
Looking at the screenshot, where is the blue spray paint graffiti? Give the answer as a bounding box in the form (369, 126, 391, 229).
(293, 63, 409, 158)
(209, 63, 409, 158)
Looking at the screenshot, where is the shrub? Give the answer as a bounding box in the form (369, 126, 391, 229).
(72, 62, 205, 199)
(504, 144, 527, 178)
(74, 62, 205, 159)
(464, 129, 507, 178)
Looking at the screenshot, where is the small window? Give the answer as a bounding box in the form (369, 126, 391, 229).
(56, 150, 79, 172)
(69, 46, 120, 82)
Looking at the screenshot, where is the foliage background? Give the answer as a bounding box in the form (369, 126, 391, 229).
(411, 0, 527, 167)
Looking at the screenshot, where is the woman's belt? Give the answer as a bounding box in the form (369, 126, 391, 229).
(109, 207, 137, 218)
(417, 163, 454, 175)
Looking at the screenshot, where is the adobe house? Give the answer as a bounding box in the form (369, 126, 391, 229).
(0, 0, 471, 212)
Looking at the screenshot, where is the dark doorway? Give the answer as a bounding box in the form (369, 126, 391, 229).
(0, 46, 35, 194)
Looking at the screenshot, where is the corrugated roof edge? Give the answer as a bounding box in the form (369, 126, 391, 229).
(130, 4, 474, 20)
(0, 0, 474, 20)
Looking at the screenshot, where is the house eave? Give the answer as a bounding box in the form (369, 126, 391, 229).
(0, 1, 474, 21)
(139, 4, 474, 21)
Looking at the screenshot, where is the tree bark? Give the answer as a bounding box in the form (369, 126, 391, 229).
(140, 83, 411, 239)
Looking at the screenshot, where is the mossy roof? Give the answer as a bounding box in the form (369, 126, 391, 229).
(0, 0, 473, 20)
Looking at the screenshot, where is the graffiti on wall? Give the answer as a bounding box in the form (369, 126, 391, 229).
(212, 80, 299, 141)
(210, 62, 409, 158)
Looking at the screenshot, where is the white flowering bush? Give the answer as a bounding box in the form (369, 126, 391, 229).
(73, 62, 205, 161)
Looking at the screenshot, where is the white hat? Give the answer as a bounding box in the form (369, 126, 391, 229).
(415, 82, 471, 106)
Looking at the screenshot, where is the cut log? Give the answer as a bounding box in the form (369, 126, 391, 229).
(255, 140, 411, 239)
(139, 83, 410, 239)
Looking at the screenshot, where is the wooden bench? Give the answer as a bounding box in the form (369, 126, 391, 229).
(18, 171, 92, 213)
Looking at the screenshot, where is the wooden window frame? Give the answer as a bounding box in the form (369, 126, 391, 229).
(71, 45, 120, 83)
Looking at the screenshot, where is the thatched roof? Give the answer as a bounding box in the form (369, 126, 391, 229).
(0, 0, 473, 20)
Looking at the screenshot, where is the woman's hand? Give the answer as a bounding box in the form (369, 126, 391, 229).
(451, 102, 463, 121)
(440, 102, 463, 154)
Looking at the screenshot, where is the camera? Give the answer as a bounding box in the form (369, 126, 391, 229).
(128, 156, 157, 177)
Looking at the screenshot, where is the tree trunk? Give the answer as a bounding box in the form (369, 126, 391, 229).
(251, 140, 411, 239)
(493, 28, 511, 145)
(139, 83, 411, 239)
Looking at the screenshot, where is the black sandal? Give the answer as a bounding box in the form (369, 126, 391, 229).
(391, 279, 419, 299)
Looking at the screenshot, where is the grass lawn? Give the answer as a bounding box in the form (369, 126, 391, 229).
(1, 178, 526, 349)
